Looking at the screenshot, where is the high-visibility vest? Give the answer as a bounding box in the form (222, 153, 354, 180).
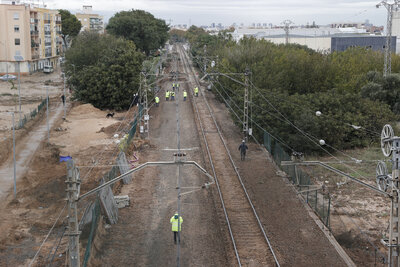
(155, 96, 159, 103)
(170, 214, 183, 232)
(166, 91, 170, 97)
(177, 83, 180, 88)
(194, 87, 199, 93)
(173, 83, 175, 87)
(183, 91, 187, 97)
(171, 92, 175, 96)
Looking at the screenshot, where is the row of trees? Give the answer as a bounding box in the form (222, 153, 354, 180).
(184, 26, 398, 154)
(62, 9, 169, 110)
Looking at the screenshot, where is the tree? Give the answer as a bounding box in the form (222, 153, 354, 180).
(65, 32, 144, 110)
(186, 29, 399, 154)
(58, 9, 82, 50)
(106, 10, 169, 55)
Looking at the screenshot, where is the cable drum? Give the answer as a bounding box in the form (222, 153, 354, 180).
(381, 124, 394, 157)
(376, 161, 391, 192)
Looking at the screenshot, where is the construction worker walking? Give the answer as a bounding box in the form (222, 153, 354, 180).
(176, 83, 180, 91)
(171, 91, 175, 101)
(166, 90, 170, 101)
(183, 90, 187, 101)
(194, 87, 199, 97)
(172, 83, 176, 91)
(170, 212, 183, 244)
(155, 96, 160, 107)
(238, 140, 248, 161)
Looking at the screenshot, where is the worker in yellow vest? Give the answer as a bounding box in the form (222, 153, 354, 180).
(194, 87, 199, 97)
(172, 83, 176, 90)
(171, 91, 175, 101)
(183, 90, 187, 101)
(155, 96, 160, 107)
(170, 212, 183, 244)
(166, 90, 170, 101)
(176, 83, 180, 91)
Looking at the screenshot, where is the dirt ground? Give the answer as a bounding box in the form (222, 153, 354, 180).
(0, 47, 388, 267)
(0, 68, 64, 132)
(95, 66, 229, 266)
(0, 101, 133, 266)
(304, 149, 390, 266)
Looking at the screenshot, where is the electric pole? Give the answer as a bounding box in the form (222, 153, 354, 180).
(140, 72, 149, 139)
(377, 1, 399, 77)
(243, 68, 250, 141)
(380, 124, 400, 266)
(282, 20, 294, 45)
(66, 160, 81, 267)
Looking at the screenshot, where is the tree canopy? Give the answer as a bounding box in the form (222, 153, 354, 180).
(106, 9, 169, 55)
(65, 32, 144, 110)
(185, 30, 398, 154)
(58, 9, 82, 48)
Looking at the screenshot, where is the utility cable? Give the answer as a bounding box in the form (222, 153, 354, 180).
(28, 203, 67, 267)
(196, 61, 380, 186)
(211, 77, 294, 151)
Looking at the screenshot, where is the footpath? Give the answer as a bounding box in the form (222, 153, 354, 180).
(0, 103, 65, 197)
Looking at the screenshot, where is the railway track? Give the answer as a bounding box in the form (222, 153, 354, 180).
(177, 44, 280, 267)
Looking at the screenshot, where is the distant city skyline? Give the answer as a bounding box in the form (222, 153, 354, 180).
(39, 0, 387, 27)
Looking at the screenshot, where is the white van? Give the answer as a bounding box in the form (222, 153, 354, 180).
(43, 65, 54, 74)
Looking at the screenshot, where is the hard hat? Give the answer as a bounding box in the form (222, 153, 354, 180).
(242, 140, 245, 143)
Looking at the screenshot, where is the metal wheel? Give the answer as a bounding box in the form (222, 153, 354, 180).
(381, 124, 394, 157)
(376, 161, 390, 192)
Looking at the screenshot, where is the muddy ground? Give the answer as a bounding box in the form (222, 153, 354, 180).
(0, 101, 135, 266)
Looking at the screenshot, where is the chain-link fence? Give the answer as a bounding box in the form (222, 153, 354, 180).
(263, 131, 331, 227)
(16, 98, 47, 129)
(82, 199, 100, 267)
(81, 109, 140, 267)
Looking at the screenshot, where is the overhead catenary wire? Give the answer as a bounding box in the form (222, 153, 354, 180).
(182, 45, 280, 267)
(194, 57, 382, 187)
(181, 47, 242, 266)
(247, 80, 382, 182)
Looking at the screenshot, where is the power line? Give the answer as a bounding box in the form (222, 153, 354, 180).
(28, 203, 67, 267)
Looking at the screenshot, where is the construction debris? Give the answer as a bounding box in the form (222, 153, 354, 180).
(114, 195, 130, 208)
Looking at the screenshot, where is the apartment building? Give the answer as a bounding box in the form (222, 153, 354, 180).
(0, 1, 62, 75)
(76, 6, 104, 34)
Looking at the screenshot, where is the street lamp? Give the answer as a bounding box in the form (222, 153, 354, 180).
(14, 55, 24, 122)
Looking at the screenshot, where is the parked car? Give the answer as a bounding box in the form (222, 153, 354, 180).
(43, 65, 54, 74)
(0, 74, 17, 81)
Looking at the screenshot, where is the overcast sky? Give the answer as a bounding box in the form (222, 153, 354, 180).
(43, 0, 389, 27)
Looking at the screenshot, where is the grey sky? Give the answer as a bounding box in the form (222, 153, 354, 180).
(44, 0, 388, 27)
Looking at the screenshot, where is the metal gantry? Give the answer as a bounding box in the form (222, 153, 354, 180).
(139, 72, 150, 139)
(377, 1, 400, 76)
(243, 68, 250, 141)
(282, 20, 294, 45)
(282, 124, 400, 266)
(66, 159, 215, 267)
(380, 124, 400, 266)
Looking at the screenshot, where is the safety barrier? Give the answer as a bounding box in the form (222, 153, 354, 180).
(263, 131, 331, 227)
(82, 199, 100, 266)
(16, 98, 47, 129)
(81, 109, 139, 267)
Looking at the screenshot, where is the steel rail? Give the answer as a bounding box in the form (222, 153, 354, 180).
(179, 45, 280, 266)
(177, 47, 242, 266)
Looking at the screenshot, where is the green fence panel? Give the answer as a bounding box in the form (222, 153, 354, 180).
(82, 199, 100, 267)
(262, 130, 330, 227)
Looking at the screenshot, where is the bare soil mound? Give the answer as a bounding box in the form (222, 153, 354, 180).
(69, 103, 103, 116)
